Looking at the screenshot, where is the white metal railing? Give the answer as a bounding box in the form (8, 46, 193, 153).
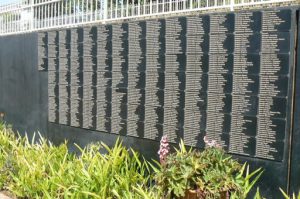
(0, 0, 297, 36)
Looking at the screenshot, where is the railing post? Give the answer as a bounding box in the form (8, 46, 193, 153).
(230, 0, 234, 11)
(102, 0, 108, 20)
(30, 0, 34, 30)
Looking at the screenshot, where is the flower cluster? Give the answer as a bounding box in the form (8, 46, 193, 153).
(204, 136, 221, 148)
(158, 135, 170, 165)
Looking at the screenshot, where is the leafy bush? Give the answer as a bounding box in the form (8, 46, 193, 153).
(0, 123, 264, 199)
(0, 123, 154, 198)
(0, 121, 15, 189)
(153, 139, 263, 199)
(254, 188, 265, 199)
(280, 188, 300, 199)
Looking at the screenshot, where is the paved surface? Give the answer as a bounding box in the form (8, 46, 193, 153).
(0, 193, 12, 199)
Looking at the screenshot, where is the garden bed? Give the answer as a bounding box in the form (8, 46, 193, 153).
(0, 122, 264, 199)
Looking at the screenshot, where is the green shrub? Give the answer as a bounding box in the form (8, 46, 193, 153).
(0, 124, 154, 199)
(0, 123, 264, 199)
(153, 139, 263, 199)
(280, 188, 300, 199)
(0, 121, 16, 189)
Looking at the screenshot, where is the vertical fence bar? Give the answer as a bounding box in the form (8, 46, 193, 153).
(37, 3, 39, 29)
(121, 0, 123, 17)
(126, 0, 129, 17)
(47, 1, 49, 27)
(34, 1, 40, 29)
(3, 13, 4, 33)
(50, 2, 52, 27)
(46, 2, 48, 28)
(89, 0, 90, 21)
(110, 0, 112, 19)
(9, 10, 11, 32)
(92, 0, 94, 21)
(81, 0, 84, 22)
(41, 1, 43, 28)
(12, 10, 14, 32)
(69, 0, 71, 24)
(58, 0, 61, 26)
(58, 1, 64, 25)
(65, 0, 67, 25)
(34, 3, 36, 29)
(17, 9, 19, 32)
(1, 13, 2, 34)
(76, 0, 78, 22)
(85, 0, 87, 22)
(5, 11, 7, 33)
(138, 0, 140, 16)
(7, 10, 9, 33)
(95, 0, 98, 20)
(71, 0, 73, 23)
(12, 10, 14, 33)
(44, 1, 46, 27)
(0, 12, 1, 35)
(90, 0, 93, 21)
(51, 1, 54, 26)
(41, 2, 44, 28)
(1, 12, 2, 34)
(48, 1, 51, 27)
(116, 0, 118, 18)
(11, 11, 12, 32)
(47, 3, 52, 27)
(72, 0, 75, 22)
(55, 2, 57, 26)
(74, 0, 76, 23)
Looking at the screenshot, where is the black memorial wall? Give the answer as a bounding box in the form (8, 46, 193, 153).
(39, 8, 297, 162)
(0, 6, 289, 197)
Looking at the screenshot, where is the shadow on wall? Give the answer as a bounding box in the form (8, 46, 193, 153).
(0, 33, 48, 139)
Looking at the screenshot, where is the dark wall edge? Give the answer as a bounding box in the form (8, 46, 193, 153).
(290, 9, 300, 193)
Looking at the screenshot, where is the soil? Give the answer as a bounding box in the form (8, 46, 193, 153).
(0, 191, 14, 199)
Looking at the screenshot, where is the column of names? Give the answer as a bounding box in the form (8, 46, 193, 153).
(96, 25, 112, 133)
(144, 19, 165, 140)
(111, 24, 128, 135)
(127, 21, 146, 137)
(48, 31, 59, 123)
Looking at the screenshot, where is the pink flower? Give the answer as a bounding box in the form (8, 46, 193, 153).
(158, 135, 170, 165)
(204, 136, 221, 148)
